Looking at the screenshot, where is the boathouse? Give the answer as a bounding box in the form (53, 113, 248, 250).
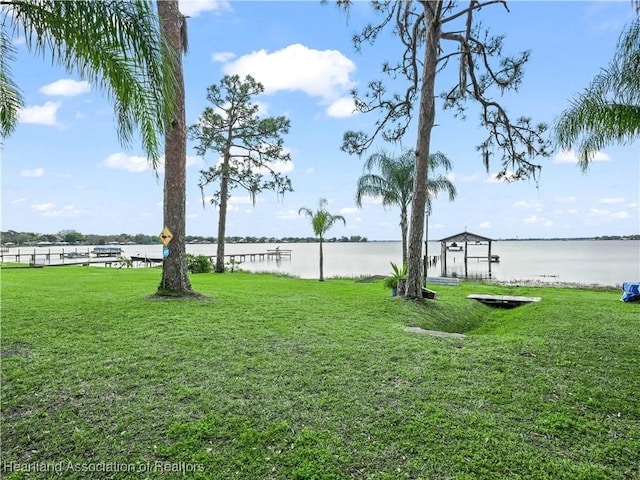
(439, 231, 496, 278)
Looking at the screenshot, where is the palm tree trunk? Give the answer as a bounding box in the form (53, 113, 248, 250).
(405, 6, 440, 298)
(400, 205, 408, 265)
(319, 238, 324, 281)
(157, 0, 191, 294)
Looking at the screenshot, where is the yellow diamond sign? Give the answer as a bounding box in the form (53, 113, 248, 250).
(159, 226, 173, 246)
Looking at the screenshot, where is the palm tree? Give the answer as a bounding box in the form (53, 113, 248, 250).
(0, 1, 175, 164)
(554, 3, 640, 169)
(355, 149, 456, 265)
(298, 198, 346, 281)
(156, 0, 192, 295)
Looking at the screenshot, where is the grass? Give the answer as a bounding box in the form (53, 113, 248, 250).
(1, 266, 639, 479)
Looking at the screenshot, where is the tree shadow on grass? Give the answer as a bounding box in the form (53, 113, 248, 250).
(147, 290, 214, 301)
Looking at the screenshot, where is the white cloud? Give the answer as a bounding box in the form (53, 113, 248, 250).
(39, 79, 90, 97)
(179, 0, 231, 17)
(18, 101, 61, 126)
(229, 196, 254, 205)
(21, 168, 44, 177)
(521, 214, 553, 227)
(32, 203, 55, 211)
(612, 211, 630, 219)
(103, 153, 151, 173)
(305, 167, 315, 174)
(186, 155, 204, 168)
(600, 197, 625, 205)
(479, 221, 491, 229)
(254, 100, 270, 116)
(11, 198, 27, 204)
(326, 97, 357, 118)
(358, 196, 383, 206)
(588, 208, 631, 221)
(276, 209, 300, 220)
(339, 207, 359, 215)
(221, 44, 357, 117)
(553, 149, 611, 164)
(42, 205, 89, 218)
(263, 158, 294, 174)
(212, 51, 236, 63)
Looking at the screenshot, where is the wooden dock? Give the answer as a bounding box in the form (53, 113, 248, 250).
(0, 249, 121, 267)
(208, 249, 292, 263)
(127, 250, 293, 265)
(0, 247, 292, 268)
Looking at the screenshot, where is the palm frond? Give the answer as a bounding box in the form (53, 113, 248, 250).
(2, 0, 176, 163)
(0, 29, 24, 138)
(299, 198, 346, 238)
(554, 16, 640, 168)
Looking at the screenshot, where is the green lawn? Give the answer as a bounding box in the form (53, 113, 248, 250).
(1, 266, 638, 479)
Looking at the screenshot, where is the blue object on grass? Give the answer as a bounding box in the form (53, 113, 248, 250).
(621, 282, 640, 302)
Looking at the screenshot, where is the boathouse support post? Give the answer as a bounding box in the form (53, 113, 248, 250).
(488, 240, 492, 277)
(464, 241, 468, 278)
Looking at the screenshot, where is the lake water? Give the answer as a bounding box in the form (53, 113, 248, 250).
(5, 240, 638, 286)
(126, 240, 637, 286)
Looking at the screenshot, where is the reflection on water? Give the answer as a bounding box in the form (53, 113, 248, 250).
(4, 240, 639, 286)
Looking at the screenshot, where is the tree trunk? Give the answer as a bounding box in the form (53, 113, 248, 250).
(157, 0, 192, 294)
(318, 238, 324, 281)
(404, 6, 440, 299)
(423, 214, 430, 286)
(215, 158, 230, 273)
(400, 205, 408, 265)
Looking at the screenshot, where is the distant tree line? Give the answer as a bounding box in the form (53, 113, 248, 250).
(499, 235, 640, 241)
(0, 230, 369, 246)
(594, 235, 640, 241)
(0, 230, 161, 246)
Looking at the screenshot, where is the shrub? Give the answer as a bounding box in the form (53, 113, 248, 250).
(186, 254, 213, 274)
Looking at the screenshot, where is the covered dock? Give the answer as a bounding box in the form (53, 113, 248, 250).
(439, 231, 496, 278)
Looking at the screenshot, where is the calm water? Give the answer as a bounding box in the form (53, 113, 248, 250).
(6, 240, 639, 286)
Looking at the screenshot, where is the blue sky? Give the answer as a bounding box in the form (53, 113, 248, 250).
(2, 0, 639, 241)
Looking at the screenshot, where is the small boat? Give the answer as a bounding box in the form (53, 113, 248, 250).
(447, 242, 463, 252)
(64, 251, 90, 259)
(91, 246, 123, 257)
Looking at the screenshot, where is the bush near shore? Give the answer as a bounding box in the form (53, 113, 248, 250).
(1, 266, 638, 479)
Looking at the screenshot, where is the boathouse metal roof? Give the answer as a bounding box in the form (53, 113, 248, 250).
(438, 231, 493, 243)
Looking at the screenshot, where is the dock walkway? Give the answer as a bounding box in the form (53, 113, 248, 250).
(1, 248, 292, 268)
(212, 249, 292, 263)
